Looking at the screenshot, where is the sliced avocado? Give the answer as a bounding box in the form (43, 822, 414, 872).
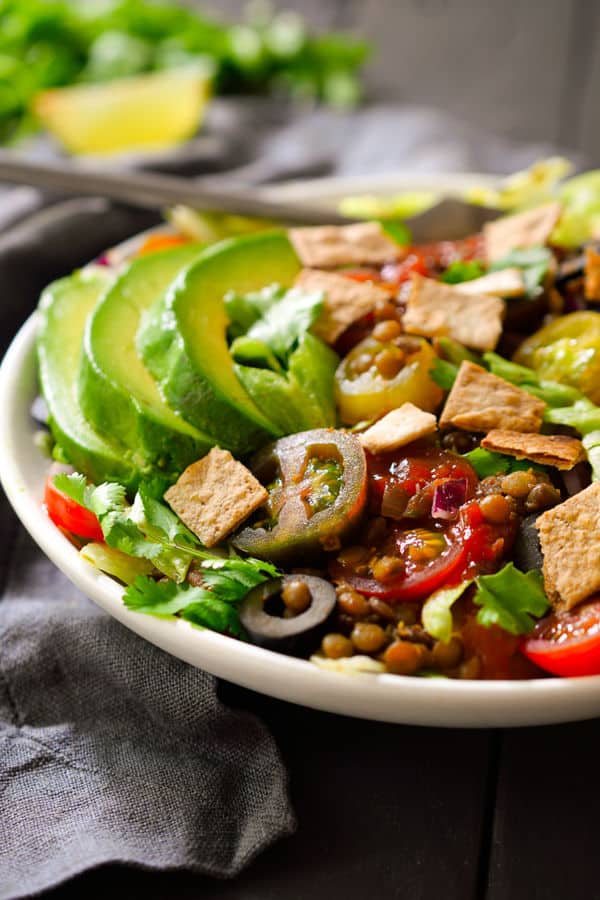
(37, 269, 141, 488)
(138, 231, 302, 453)
(79, 244, 213, 477)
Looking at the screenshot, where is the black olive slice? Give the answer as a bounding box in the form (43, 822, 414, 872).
(512, 514, 544, 573)
(240, 574, 336, 653)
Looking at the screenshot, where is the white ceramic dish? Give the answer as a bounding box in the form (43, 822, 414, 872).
(2, 172, 600, 728)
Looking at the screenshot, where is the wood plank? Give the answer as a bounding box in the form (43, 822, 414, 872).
(47, 687, 495, 899)
(486, 721, 600, 900)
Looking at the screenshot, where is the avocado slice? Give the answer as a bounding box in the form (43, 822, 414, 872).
(78, 244, 214, 477)
(37, 269, 141, 488)
(138, 231, 302, 453)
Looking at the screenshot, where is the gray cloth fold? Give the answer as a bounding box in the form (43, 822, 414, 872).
(0, 98, 576, 900)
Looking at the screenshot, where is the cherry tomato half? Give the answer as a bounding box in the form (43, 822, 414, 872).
(44, 476, 104, 541)
(330, 531, 467, 602)
(522, 599, 600, 677)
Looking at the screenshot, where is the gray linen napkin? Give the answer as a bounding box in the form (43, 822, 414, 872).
(0, 99, 580, 900)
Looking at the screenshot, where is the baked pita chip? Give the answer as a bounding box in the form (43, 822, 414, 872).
(295, 268, 392, 344)
(481, 429, 585, 470)
(456, 267, 524, 298)
(403, 274, 504, 351)
(288, 221, 401, 268)
(536, 482, 600, 611)
(164, 447, 268, 547)
(440, 361, 546, 433)
(359, 403, 437, 454)
(484, 202, 562, 263)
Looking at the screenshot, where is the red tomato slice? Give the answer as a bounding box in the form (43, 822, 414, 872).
(44, 476, 104, 541)
(522, 600, 600, 677)
(330, 537, 467, 602)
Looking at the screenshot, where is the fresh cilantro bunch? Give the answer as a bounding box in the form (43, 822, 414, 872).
(55, 472, 278, 636)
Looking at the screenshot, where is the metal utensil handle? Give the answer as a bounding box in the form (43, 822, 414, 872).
(0, 152, 352, 225)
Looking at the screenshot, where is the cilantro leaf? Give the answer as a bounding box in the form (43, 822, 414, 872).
(54, 472, 126, 516)
(123, 577, 247, 637)
(235, 284, 324, 362)
(181, 597, 246, 638)
(224, 283, 284, 338)
(200, 556, 279, 602)
(429, 357, 459, 390)
(123, 576, 190, 617)
(489, 245, 552, 298)
(473, 564, 550, 635)
(440, 260, 485, 284)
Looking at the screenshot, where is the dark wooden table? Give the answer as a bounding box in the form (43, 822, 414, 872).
(34, 678, 597, 900)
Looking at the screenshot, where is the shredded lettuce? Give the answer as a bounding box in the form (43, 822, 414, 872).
(473, 564, 549, 635)
(421, 581, 472, 643)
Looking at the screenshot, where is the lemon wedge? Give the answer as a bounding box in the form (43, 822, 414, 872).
(32, 68, 212, 156)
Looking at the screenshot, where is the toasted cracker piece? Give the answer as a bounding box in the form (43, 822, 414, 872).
(484, 202, 562, 263)
(584, 246, 600, 302)
(457, 267, 524, 298)
(295, 268, 391, 344)
(440, 361, 546, 433)
(481, 429, 585, 470)
(536, 482, 600, 611)
(403, 274, 504, 351)
(164, 447, 268, 547)
(288, 222, 401, 269)
(359, 403, 437, 454)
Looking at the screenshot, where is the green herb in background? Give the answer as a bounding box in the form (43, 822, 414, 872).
(0, 0, 370, 143)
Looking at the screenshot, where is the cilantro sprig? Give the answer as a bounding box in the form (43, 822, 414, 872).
(56, 472, 278, 636)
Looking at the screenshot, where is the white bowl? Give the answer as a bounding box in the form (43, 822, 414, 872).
(2, 172, 600, 728)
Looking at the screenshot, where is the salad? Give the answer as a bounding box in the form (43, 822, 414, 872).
(34, 163, 600, 682)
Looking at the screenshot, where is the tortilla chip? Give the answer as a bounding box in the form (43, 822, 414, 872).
(585, 246, 600, 302)
(457, 267, 524, 298)
(359, 403, 437, 454)
(481, 429, 585, 470)
(440, 361, 546, 433)
(484, 202, 562, 263)
(288, 221, 401, 268)
(536, 482, 600, 611)
(164, 447, 268, 547)
(403, 274, 504, 351)
(295, 268, 392, 344)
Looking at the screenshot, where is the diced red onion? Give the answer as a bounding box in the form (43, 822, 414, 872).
(95, 253, 111, 266)
(431, 478, 468, 520)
